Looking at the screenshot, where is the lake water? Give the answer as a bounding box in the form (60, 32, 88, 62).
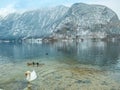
(0, 40, 120, 90)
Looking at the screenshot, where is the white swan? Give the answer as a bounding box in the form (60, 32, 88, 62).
(25, 70, 37, 82)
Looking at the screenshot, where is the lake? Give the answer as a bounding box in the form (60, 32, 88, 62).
(0, 40, 120, 90)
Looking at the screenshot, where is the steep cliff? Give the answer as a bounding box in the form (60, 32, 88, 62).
(52, 3, 120, 39)
(0, 3, 119, 40)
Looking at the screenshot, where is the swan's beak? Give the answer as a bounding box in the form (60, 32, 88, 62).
(25, 73, 27, 76)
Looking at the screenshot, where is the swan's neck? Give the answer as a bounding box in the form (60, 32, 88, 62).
(26, 73, 31, 81)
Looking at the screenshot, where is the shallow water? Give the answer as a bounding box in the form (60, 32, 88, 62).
(0, 40, 120, 90)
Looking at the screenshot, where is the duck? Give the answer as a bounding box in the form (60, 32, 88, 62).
(27, 62, 33, 66)
(36, 62, 39, 67)
(25, 70, 37, 82)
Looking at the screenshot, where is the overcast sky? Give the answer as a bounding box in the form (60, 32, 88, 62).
(0, 0, 120, 18)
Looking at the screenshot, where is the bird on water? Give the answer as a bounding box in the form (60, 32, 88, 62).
(25, 70, 37, 82)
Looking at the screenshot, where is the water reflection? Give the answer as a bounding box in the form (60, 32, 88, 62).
(53, 41, 120, 67)
(0, 40, 120, 69)
(23, 83, 32, 90)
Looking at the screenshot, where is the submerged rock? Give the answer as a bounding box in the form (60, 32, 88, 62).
(75, 79, 91, 84)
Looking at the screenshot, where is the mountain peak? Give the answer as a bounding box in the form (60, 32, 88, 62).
(0, 3, 119, 40)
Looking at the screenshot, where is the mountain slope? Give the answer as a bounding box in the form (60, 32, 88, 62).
(0, 6, 69, 40)
(51, 3, 120, 39)
(0, 3, 119, 40)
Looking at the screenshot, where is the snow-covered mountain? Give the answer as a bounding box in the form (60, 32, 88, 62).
(0, 5, 69, 40)
(52, 3, 120, 39)
(0, 3, 120, 40)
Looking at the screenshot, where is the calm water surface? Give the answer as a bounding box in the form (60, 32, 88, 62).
(0, 40, 120, 90)
(0, 40, 120, 70)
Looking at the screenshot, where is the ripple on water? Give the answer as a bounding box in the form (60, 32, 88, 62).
(0, 60, 120, 90)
